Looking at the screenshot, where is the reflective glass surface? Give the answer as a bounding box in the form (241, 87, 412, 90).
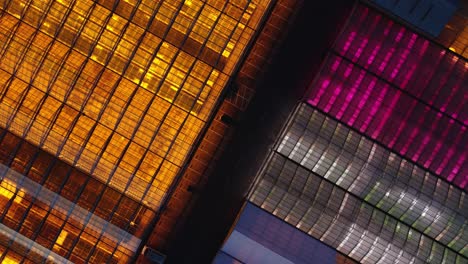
(307, 4, 467, 189)
(0, 0, 272, 262)
(249, 104, 468, 264)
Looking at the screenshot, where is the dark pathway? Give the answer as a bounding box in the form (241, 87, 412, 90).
(164, 1, 355, 263)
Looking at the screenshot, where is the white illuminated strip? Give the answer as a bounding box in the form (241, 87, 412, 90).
(321, 194, 350, 240)
(0, 164, 141, 252)
(277, 135, 289, 153)
(337, 225, 417, 264)
(0, 223, 73, 264)
(304, 184, 437, 263)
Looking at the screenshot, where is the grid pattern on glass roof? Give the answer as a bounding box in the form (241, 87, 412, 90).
(306, 4, 467, 190)
(249, 104, 467, 264)
(0, 0, 272, 262)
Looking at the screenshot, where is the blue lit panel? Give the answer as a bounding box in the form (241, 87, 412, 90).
(216, 202, 337, 264)
(369, 0, 459, 36)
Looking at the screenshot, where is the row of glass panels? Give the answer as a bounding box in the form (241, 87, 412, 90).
(251, 153, 467, 263)
(249, 103, 467, 263)
(307, 10, 468, 188)
(0, 0, 273, 262)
